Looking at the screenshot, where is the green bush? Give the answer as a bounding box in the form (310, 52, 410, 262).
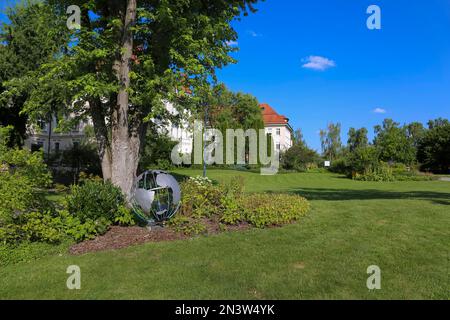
(66, 180, 126, 223)
(63, 180, 136, 241)
(168, 215, 208, 236)
(329, 157, 350, 175)
(281, 143, 320, 172)
(0, 148, 52, 226)
(169, 176, 310, 235)
(240, 193, 310, 228)
(354, 162, 395, 182)
(353, 162, 435, 182)
(0, 209, 113, 245)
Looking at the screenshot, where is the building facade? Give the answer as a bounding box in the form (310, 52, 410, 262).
(24, 116, 91, 154)
(25, 102, 293, 156)
(260, 103, 293, 152)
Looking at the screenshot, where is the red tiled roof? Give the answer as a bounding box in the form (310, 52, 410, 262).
(259, 103, 290, 125)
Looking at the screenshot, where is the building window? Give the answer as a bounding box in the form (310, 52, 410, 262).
(276, 128, 281, 136)
(72, 123, 80, 133)
(54, 142, 60, 153)
(73, 141, 80, 149)
(37, 119, 47, 132)
(31, 141, 44, 153)
(276, 143, 281, 151)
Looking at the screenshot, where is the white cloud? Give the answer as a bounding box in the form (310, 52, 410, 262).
(373, 108, 387, 114)
(225, 40, 238, 47)
(247, 30, 262, 37)
(302, 55, 336, 71)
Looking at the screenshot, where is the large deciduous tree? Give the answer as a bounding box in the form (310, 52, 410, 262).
(320, 122, 342, 161)
(373, 119, 416, 165)
(417, 119, 450, 173)
(347, 127, 368, 152)
(5, 0, 260, 199)
(0, 1, 68, 146)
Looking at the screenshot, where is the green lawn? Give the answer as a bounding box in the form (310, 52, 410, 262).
(1, 170, 449, 299)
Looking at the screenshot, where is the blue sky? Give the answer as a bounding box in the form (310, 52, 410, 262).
(219, 0, 450, 150)
(2, 0, 450, 150)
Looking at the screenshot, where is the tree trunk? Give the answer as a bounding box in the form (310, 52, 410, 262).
(110, 0, 138, 201)
(90, 98, 112, 181)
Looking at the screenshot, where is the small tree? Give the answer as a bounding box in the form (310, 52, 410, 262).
(347, 127, 368, 152)
(374, 119, 416, 165)
(417, 120, 450, 173)
(320, 122, 342, 161)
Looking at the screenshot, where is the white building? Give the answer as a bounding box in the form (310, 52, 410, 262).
(24, 116, 91, 154)
(157, 101, 193, 155)
(259, 103, 293, 152)
(25, 102, 293, 156)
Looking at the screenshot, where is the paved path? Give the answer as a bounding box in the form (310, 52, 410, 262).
(439, 177, 450, 182)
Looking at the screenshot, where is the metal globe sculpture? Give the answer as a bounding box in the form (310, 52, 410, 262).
(131, 170, 181, 224)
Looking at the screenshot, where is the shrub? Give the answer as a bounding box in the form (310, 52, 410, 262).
(353, 162, 395, 182)
(168, 215, 208, 236)
(0, 148, 52, 226)
(114, 205, 135, 226)
(0, 209, 113, 245)
(66, 180, 126, 223)
(240, 193, 310, 228)
(170, 176, 310, 235)
(0, 148, 52, 188)
(329, 157, 350, 175)
(281, 144, 320, 172)
(64, 180, 135, 241)
(179, 176, 224, 218)
(353, 162, 435, 182)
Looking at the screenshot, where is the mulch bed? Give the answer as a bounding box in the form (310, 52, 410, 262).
(69, 220, 251, 255)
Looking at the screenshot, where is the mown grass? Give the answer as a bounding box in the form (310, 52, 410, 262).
(0, 170, 449, 299)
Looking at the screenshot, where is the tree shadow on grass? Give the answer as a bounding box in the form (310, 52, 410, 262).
(285, 187, 450, 203)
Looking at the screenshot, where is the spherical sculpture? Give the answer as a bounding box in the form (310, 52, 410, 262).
(131, 170, 181, 224)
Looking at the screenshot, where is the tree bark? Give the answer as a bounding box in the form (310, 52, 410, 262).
(110, 0, 138, 200)
(90, 98, 112, 181)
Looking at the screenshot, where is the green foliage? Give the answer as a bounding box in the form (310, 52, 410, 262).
(0, 240, 70, 267)
(140, 129, 177, 171)
(19, 211, 65, 243)
(374, 119, 416, 165)
(0, 148, 52, 226)
(320, 123, 342, 161)
(348, 127, 369, 152)
(170, 176, 310, 235)
(0, 154, 135, 246)
(417, 120, 450, 173)
(0, 126, 15, 148)
(353, 162, 395, 182)
(179, 176, 223, 218)
(3, 0, 260, 197)
(345, 145, 380, 175)
(169, 215, 208, 236)
(66, 180, 126, 223)
(0, 2, 68, 143)
(0, 209, 104, 245)
(281, 143, 320, 172)
(241, 194, 310, 228)
(0, 147, 52, 188)
(114, 206, 136, 226)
